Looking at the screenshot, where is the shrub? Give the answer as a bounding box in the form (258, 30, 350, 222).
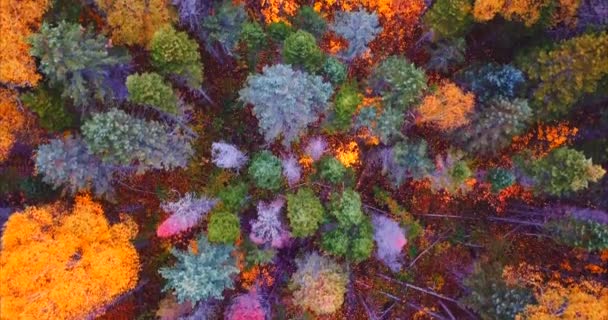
(287, 188, 324, 237)
(316, 156, 347, 184)
(126, 72, 178, 114)
(331, 10, 382, 61)
(211, 142, 248, 170)
(368, 56, 427, 110)
(283, 30, 324, 73)
(159, 235, 238, 303)
(291, 252, 348, 315)
(248, 151, 283, 191)
(150, 26, 203, 88)
(35, 136, 115, 197)
(0, 195, 139, 319)
(372, 215, 407, 272)
(29, 21, 129, 107)
(239, 64, 333, 146)
(250, 198, 291, 248)
(424, 0, 473, 39)
(291, 6, 327, 38)
(81, 108, 193, 172)
(157, 194, 218, 238)
(207, 211, 240, 244)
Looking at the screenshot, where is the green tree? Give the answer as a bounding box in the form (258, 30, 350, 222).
(287, 188, 324, 237)
(368, 56, 427, 110)
(283, 30, 325, 73)
(248, 151, 283, 191)
(207, 211, 240, 244)
(150, 26, 203, 88)
(316, 156, 347, 184)
(291, 6, 327, 39)
(21, 86, 75, 132)
(424, 0, 473, 39)
(328, 82, 361, 132)
(126, 72, 178, 114)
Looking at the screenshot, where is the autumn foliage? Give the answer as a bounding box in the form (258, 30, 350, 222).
(0, 195, 140, 320)
(416, 81, 475, 131)
(0, 89, 26, 162)
(0, 0, 49, 86)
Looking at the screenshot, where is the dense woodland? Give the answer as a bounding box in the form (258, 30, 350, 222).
(1, 0, 608, 319)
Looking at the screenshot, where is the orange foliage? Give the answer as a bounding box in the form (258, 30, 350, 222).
(0, 89, 26, 162)
(0, 195, 140, 320)
(416, 81, 475, 131)
(473, 0, 580, 26)
(333, 140, 360, 167)
(260, 0, 299, 23)
(511, 122, 578, 158)
(95, 0, 174, 46)
(0, 0, 49, 87)
(240, 265, 275, 289)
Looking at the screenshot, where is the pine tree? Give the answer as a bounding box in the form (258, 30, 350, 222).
(331, 10, 382, 61)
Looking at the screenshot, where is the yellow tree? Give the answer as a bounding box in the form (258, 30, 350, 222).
(473, 0, 580, 27)
(0, 195, 140, 319)
(416, 81, 475, 131)
(95, 0, 174, 46)
(0, 89, 26, 162)
(0, 0, 49, 87)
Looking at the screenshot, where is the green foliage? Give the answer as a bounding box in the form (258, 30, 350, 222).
(243, 239, 277, 268)
(316, 156, 347, 184)
(545, 218, 608, 251)
(21, 86, 75, 132)
(424, 0, 473, 39)
(283, 30, 325, 73)
(248, 151, 283, 191)
(217, 182, 249, 212)
(368, 56, 427, 110)
(291, 6, 327, 39)
(486, 168, 515, 193)
(291, 252, 348, 315)
(328, 189, 364, 226)
(322, 57, 347, 84)
(328, 82, 361, 132)
(126, 73, 178, 114)
(81, 108, 193, 173)
(207, 211, 240, 244)
(201, 0, 247, 57)
(377, 107, 405, 144)
(524, 147, 606, 196)
(286, 188, 324, 237)
(150, 26, 203, 88)
(159, 235, 238, 303)
(29, 21, 129, 107)
(267, 21, 293, 42)
(321, 218, 374, 263)
(462, 263, 535, 320)
(455, 97, 532, 155)
(519, 32, 608, 117)
(383, 139, 434, 186)
(240, 21, 267, 51)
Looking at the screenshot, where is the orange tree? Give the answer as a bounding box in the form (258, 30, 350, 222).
(0, 89, 26, 162)
(0, 0, 49, 87)
(0, 194, 140, 319)
(415, 81, 475, 131)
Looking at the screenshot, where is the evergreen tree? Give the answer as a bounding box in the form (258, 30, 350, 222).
(368, 56, 427, 110)
(331, 10, 382, 61)
(282, 30, 325, 73)
(150, 26, 203, 88)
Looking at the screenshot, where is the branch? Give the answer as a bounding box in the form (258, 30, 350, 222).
(408, 236, 444, 269)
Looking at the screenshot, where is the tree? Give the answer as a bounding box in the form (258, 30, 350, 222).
(292, 6, 327, 38)
(0, 89, 26, 162)
(159, 235, 238, 303)
(248, 151, 283, 191)
(316, 156, 347, 184)
(328, 82, 362, 132)
(29, 21, 130, 107)
(486, 168, 516, 193)
(95, 0, 174, 46)
(239, 64, 333, 146)
(150, 26, 204, 88)
(329, 189, 364, 226)
(321, 218, 374, 263)
(380, 139, 434, 187)
(523, 147, 605, 196)
(291, 252, 348, 315)
(211, 142, 248, 170)
(250, 198, 291, 248)
(304, 136, 328, 161)
(368, 56, 427, 110)
(519, 32, 608, 117)
(545, 217, 608, 251)
(282, 154, 302, 187)
(21, 86, 75, 132)
(282, 30, 325, 73)
(225, 290, 266, 320)
(287, 188, 324, 237)
(372, 214, 407, 272)
(424, 0, 473, 39)
(428, 151, 474, 194)
(0, 195, 139, 319)
(0, 0, 48, 87)
(82, 108, 193, 173)
(457, 63, 525, 103)
(200, 0, 247, 58)
(322, 57, 348, 84)
(240, 21, 267, 51)
(425, 38, 466, 74)
(330, 10, 382, 61)
(35, 136, 115, 197)
(173, 0, 211, 33)
(472, 0, 580, 27)
(207, 211, 241, 244)
(454, 97, 532, 155)
(157, 193, 218, 238)
(126, 72, 179, 114)
(416, 81, 475, 131)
